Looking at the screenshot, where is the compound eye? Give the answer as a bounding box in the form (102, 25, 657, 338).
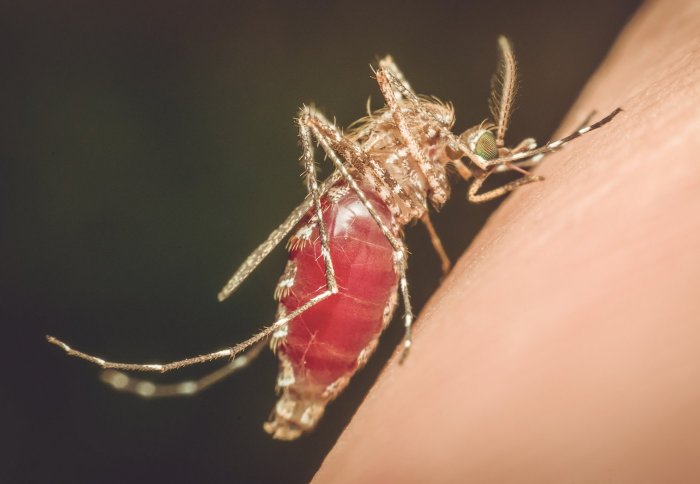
(475, 131, 498, 160)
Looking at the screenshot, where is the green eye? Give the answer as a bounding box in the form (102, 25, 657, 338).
(475, 131, 498, 160)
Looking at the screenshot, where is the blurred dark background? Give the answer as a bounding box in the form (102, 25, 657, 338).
(3, 1, 640, 483)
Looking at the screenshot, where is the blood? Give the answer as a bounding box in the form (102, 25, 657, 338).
(279, 184, 398, 388)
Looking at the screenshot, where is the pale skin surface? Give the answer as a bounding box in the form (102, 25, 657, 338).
(315, 1, 700, 482)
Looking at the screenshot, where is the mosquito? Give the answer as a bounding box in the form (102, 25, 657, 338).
(47, 36, 621, 440)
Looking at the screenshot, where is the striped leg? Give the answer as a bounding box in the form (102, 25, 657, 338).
(45, 113, 357, 377)
(481, 108, 623, 169)
(100, 341, 266, 398)
(467, 110, 614, 203)
(46, 274, 336, 374)
(495, 111, 599, 173)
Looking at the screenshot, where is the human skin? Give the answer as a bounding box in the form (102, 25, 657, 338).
(314, 1, 700, 482)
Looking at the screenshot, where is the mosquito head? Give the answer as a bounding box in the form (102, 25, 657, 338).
(446, 126, 498, 162)
(467, 129, 498, 160)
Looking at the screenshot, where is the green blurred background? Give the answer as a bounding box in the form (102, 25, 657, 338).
(4, 1, 640, 482)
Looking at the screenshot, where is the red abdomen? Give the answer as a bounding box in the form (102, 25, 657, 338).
(264, 184, 398, 439)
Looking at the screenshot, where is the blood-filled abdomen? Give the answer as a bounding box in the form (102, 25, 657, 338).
(264, 184, 398, 440)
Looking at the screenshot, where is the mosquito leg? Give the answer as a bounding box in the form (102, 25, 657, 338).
(46, 282, 334, 372)
(496, 110, 599, 173)
(377, 45, 530, 172)
(450, 141, 540, 187)
(481, 107, 623, 168)
(299, 108, 416, 363)
(376, 68, 449, 205)
(511, 138, 537, 154)
(378, 55, 416, 99)
(496, 155, 544, 172)
(468, 169, 544, 204)
(217, 170, 342, 302)
(505, 162, 535, 177)
(396, 259, 414, 363)
(493, 138, 538, 173)
(48, 109, 361, 377)
(377, 61, 472, 168)
(300, 107, 423, 231)
(298, 107, 338, 295)
(578, 110, 598, 129)
(421, 213, 451, 276)
(100, 340, 266, 398)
